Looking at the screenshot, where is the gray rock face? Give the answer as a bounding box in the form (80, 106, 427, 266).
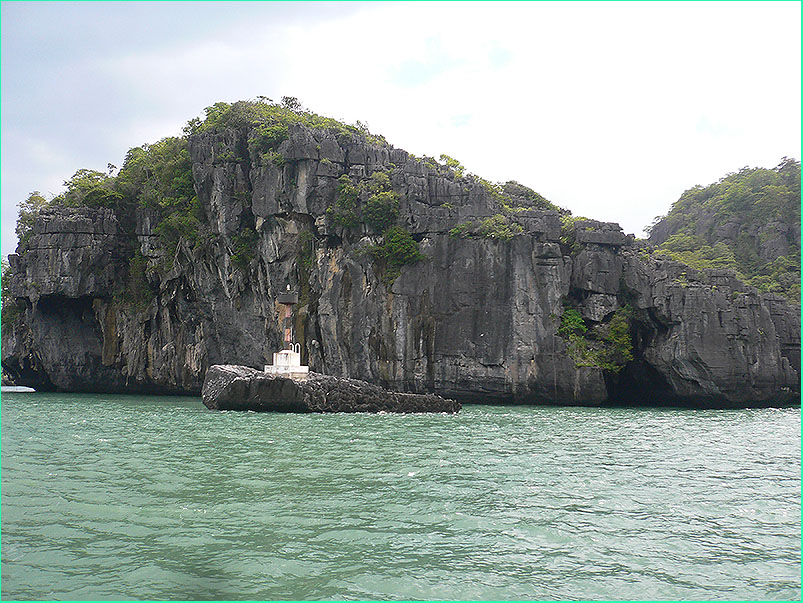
(7, 207, 123, 301)
(202, 364, 460, 413)
(3, 124, 800, 407)
(616, 256, 798, 406)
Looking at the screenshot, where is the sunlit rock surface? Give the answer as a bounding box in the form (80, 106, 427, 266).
(202, 364, 460, 413)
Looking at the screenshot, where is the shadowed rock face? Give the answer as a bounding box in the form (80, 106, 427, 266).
(202, 364, 460, 413)
(2, 124, 800, 406)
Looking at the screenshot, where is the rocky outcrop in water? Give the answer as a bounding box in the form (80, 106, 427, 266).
(202, 364, 460, 413)
(2, 122, 799, 406)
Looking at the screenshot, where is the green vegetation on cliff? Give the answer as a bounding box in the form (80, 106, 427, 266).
(190, 96, 388, 149)
(14, 98, 798, 309)
(557, 214, 592, 252)
(449, 178, 567, 242)
(558, 306, 634, 374)
(15, 192, 49, 247)
(1, 259, 22, 328)
(328, 171, 401, 234)
(18, 135, 203, 264)
(362, 172, 400, 233)
(329, 170, 422, 285)
(11, 97, 436, 298)
(366, 226, 427, 287)
(329, 176, 361, 228)
(449, 214, 524, 241)
(116, 251, 155, 310)
(231, 228, 259, 270)
(648, 158, 800, 302)
(16, 97, 389, 255)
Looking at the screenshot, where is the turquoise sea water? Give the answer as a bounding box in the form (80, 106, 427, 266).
(1, 390, 800, 600)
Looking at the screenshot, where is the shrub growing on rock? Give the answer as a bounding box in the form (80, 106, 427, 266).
(363, 191, 399, 233)
(449, 214, 523, 241)
(329, 176, 360, 228)
(367, 226, 426, 286)
(232, 227, 259, 270)
(559, 305, 633, 374)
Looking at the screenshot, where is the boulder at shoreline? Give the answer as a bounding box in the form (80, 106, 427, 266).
(202, 364, 461, 413)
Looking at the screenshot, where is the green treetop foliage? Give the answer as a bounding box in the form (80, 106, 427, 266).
(649, 158, 800, 302)
(1, 258, 22, 328)
(364, 170, 391, 195)
(363, 191, 400, 233)
(425, 153, 566, 217)
(115, 136, 202, 255)
(31, 135, 202, 258)
(475, 177, 565, 214)
(650, 157, 800, 235)
(655, 233, 742, 275)
(362, 172, 399, 233)
(187, 97, 388, 154)
(501, 180, 560, 211)
(557, 214, 591, 252)
(54, 168, 122, 209)
(449, 214, 524, 241)
(116, 137, 196, 212)
(599, 307, 635, 372)
(558, 308, 587, 337)
(378, 226, 426, 268)
(15, 191, 50, 247)
(439, 154, 466, 177)
(448, 178, 561, 242)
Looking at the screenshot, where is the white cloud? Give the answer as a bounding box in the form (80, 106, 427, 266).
(2, 1, 800, 257)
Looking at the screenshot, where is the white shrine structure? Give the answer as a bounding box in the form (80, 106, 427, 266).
(264, 284, 309, 379)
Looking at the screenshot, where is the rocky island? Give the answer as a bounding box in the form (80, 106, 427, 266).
(2, 98, 799, 407)
(202, 364, 460, 413)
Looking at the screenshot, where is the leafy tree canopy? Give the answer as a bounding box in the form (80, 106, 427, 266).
(54, 168, 122, 209)
(15, 191, 50, 247)
(116, 137, 196, 212)
(185, 98, 387, 148)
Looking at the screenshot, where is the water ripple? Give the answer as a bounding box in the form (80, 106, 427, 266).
(1, 392, 800, 600)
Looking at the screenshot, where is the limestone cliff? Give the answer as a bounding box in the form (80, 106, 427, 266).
(2, 121, 799, 406)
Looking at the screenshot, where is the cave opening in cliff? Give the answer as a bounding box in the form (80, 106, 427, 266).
(605, 360, 678, 406)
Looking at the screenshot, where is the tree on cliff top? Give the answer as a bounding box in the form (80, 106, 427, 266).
(184, 98, 387, 148)
(15, 191, 49, 247)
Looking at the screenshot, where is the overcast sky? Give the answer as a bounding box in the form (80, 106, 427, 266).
(2, 1, 800, 258)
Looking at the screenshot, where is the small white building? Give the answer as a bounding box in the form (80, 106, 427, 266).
(265, 346, 309, 379)
(264, 285, 309, 379)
